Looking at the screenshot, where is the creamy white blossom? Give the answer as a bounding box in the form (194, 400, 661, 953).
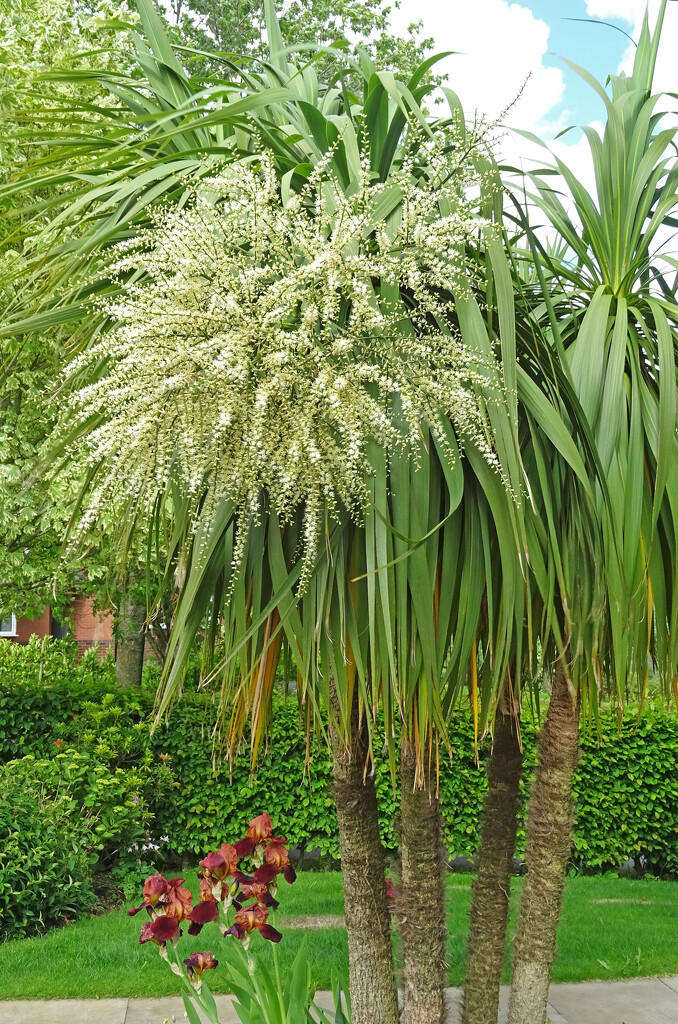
(65, 145, 502, 583)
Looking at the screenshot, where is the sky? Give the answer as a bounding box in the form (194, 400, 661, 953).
(387, 0, 678, 174)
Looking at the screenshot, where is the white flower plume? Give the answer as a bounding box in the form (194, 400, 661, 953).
(65, 144, 503, 581)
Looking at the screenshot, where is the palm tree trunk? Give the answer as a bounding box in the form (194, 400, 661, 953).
(461, 707, 523, 1024)
(400, 739, 446, 1024)
(115, 593, 146, 689)
(330, 683, 399, 1024)
(507, 664, 579, 1024)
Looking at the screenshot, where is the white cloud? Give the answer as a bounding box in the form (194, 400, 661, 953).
(388, 0, 565, 140)
(585, 0, 647, 23)
(585, 0, 678, 90)
(384, 3, 675, 240)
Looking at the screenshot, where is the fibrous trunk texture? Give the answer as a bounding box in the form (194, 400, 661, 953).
(462, 708, 523, 1024)
(400, 739, 447, 1024)
(115, 594, 146, 689)
(330, 684, 399, 1024)
(507, 664, 579, 1024)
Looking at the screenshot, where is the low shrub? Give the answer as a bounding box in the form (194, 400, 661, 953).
(0, 758, 96, 940)
(0, 643, 176, 941)
(574, 706, 678, 875)
(3, 638, 678, 886)
(0, 747, 159, 940)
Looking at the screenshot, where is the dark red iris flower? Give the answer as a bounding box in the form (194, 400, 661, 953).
(128, 874, 192, 921)
(233, 837, 256, 858)
(283, 864, 296, 884)
(246, 813, 274, 843)
(184, 950, 218, 980)
(233, 869, 254, 884)
(139, 916, 180, 945)
(199, 874, 226, 903)
(264, 842, 289, 870)
(161, 878, 193, 920)
(240, 881, 279, 909)
(144, 874, 168, 904)
(199, 843, 239, 882)
(188, 898, 219, 936)
(228, 902, 281, 943)
(252, 860, 296, 886)
(253, 862, 278, 885)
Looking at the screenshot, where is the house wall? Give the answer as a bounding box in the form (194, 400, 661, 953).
(70, 595, 115, 657)
(15, 608, 51, 642)
(13, 595, 114, 658)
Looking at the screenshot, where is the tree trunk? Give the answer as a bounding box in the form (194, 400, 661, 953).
(462, 707, 523, 1024)
(115, 594, 146, 689)
(507, 664, 579, 1024)
(330, 684, 399, 1024)
(400, 739, 447, 1024)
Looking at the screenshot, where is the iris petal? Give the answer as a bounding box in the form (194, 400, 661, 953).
(190, 900, 219, 925)
(150, 916, 179, 941)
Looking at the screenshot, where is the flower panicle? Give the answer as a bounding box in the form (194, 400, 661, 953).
(63, 137, 504, 585)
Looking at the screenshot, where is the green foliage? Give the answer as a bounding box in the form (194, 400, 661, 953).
(165, 0, 435, 85)
(0, 637, 116, 759)
(574, 707, 678, 875)
(0, 640, 177, 940)
(0, 637, 114, 759)
(103, 700, 678, 876)
(190, 937, 347, 1024)
(0, 747, 158, 940)
(109, 858, 158, 902)
(0, 0, 136, 170)
(4, 641, 678, 879)
(0, 753, 96, 940)
(149, 693, 338, 858)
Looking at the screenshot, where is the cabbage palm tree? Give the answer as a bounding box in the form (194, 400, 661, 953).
(128, 74, 527, 1024)
(11, 8, 676, 1024)
(1, 8, 528, 1023)
(460, 234, 608, 1024)
(502, 6, 678, 1021)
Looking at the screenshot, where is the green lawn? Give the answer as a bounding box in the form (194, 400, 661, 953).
(2, 872, 678, 999)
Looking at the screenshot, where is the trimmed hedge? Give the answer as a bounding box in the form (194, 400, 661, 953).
(0, 637, 117, 761)
(2, 638, 678, 875)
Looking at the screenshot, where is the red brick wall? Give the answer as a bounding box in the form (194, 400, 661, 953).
(70, 595, 114, 657)
(15, 608, 51, 642)
(12, 596, 114, 658)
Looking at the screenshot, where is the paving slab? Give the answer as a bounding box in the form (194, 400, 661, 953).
(548, 978, 678, 1024)
(444, 985, 567, 1024)
(5, 979, 678, 1024)
(124, 995, 240, 1024)
(123, 991, 346, 1024)
(545, 1004, 569, 1024)
(0, 998, 128, 1024)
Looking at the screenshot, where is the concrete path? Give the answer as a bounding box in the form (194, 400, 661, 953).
(3, 978, 678, 1024)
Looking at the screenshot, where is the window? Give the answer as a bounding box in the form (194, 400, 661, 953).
(0, 614, 17, 636)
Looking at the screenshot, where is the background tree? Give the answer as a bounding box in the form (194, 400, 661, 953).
(163, 0, 436, 84)
(0, 0, 137, 621)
